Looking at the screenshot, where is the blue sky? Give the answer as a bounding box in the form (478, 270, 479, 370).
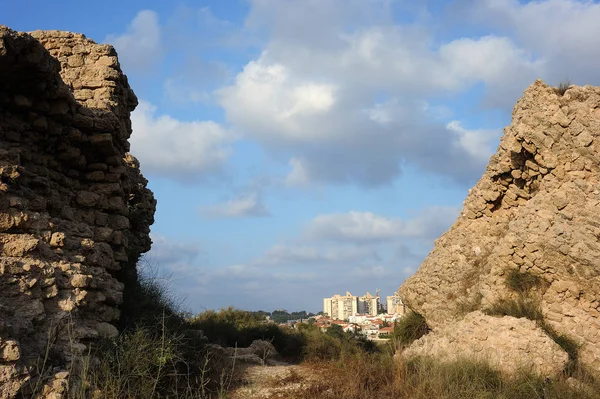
(5, 0, 600, 313)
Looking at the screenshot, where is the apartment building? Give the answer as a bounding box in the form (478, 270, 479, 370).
(386, 291, 406, 315)
(358, 291, 380, 316)
(323, 292, 358, 320)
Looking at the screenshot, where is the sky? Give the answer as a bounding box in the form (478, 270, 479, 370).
(4, 0, 600, 313)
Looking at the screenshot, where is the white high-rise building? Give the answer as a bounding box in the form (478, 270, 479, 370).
(358, 292, 380, 316)
(386, 292, 406, 315)
(323, 292, 358, 320)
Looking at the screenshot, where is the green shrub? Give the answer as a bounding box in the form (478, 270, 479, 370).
(393, 312, 429, 348)
(189, 307, 307, 360)
(303, 329, 343, 361)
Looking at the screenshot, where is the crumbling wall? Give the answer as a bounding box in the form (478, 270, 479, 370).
(399, 80, 600, 375)
(0, 26, 155, 397)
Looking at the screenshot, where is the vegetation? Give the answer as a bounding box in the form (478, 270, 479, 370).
(484, 268, 583, 376)
(392, 311, 430, 347)
(484, 297, 544, 321)
(189, 307, 306, 359)
(24, 270, 238, 398)
(24, 261, 598, 398)
(505, 269, 544, 295)
(556, 79, 571, 96)
(291, 343, 600, 399)
(269, 309, 316, 323)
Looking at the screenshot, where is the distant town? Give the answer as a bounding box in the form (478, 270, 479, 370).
(260, 290, 406, 340)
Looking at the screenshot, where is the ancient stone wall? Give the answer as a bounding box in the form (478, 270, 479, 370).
(0, 26, 155, 397)
(399, 80, 600, 375)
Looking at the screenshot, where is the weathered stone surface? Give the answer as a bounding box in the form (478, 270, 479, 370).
(399, 80, 600, 374)
(401, 311, 568, 376)
(0, 25, 155, 397)
(224, 340, 279, 365)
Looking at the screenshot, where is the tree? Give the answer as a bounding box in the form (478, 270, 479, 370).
(326, 324, 344, 339)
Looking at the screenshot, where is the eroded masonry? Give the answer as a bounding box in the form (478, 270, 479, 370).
(0, 26, 155, 397)
(400, 80, 600, 376)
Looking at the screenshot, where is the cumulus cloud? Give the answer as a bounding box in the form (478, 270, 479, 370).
(260, 244, 380, 266)
(130, 100, 233, 178)
(105, 10, 162, 72)
(218, 1, 540, 187)
(148, 234, 203, 265)
(306, 207, 460, 244)
(201, 193, 270, 218)
(447, 121, 502, 165)
(467, 0, 600, 87)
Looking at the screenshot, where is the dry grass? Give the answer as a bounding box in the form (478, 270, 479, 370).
(505, 269, 544, 294)
(22, 271, 239, 399)
(556, 80, 571, 96)
(484, 297, 544, 321)
(393, 311, 430, 348)
(292, 353, 600, 399)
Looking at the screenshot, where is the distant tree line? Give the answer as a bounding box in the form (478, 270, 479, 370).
(250, 309, 317, 323)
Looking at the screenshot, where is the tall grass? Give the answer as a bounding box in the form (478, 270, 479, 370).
(393, 311, 429, 347)
(22, 264, 240, 399)
(294, 351, 600, 399)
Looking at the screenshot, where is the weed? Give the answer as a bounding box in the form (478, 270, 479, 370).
(393, 311, 429, 348)
(505, 269, 543, 295)
(484, 297, 543, 321)
(455, 292, 483, 316)
(556, 80, 571, 96)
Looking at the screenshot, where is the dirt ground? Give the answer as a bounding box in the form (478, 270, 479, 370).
(228, 360, 322, 399)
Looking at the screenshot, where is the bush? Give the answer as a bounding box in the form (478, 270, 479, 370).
(393, 312, 429, 348)
(189, 307, 307, 360)
(556, 80, 571, 96)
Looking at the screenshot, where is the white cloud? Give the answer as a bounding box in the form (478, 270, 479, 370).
(284, 158, 311, 187)
(105, 10, 162, 72)
(447, 121, 502, 166)
(218, 60, 337, 142)
(259, 244, 380, 266)
(148, 234, 202, 265)
(469, 0, 600, 87)
(352, 265, 387, 278)
(201, 193, 270, 218)
(308, 212, 401, 242)
(306, 207, 460, 244)
(218, 4, 533, 187)
(130, 100, 233, 178)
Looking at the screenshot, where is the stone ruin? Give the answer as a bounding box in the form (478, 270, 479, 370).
(399, 80, 600, 376)
(0, 26, 155, 397)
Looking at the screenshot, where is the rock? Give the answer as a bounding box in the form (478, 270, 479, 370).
(399, 79, 600, 375)
(225, 340, 279, 365)
(0, 25, 155, 397)
(400, 311, 568, 376)
(0, 340, 20, 362)
(249, 340, 279, 361)
(95, 322, 119, 339)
